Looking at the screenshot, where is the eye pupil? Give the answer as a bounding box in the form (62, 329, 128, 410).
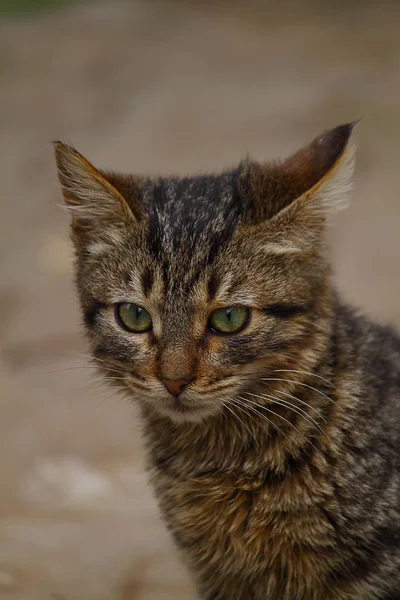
(116, 303, 152, 333)
(208, 306, 249, 334)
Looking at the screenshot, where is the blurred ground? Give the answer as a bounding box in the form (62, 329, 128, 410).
(1, 1, 400, 598)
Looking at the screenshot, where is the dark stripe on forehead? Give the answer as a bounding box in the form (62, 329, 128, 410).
(152, 177, 167, 211)
(143, 169, 244, 269)
(207, 273, 221, 301)
(141, 267, 153, 297)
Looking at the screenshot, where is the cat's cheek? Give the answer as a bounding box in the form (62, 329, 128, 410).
(202, 335, 229, 369)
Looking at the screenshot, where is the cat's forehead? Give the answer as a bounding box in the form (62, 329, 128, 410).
(139, 169, 245, 266)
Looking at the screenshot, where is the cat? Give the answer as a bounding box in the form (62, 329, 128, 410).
(54, 123, 400, 600)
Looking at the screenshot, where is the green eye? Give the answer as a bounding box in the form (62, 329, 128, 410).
(208, 306, 249, 334)
(116, 303, 152, 333)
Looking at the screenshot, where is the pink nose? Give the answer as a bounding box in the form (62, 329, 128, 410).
(160, 378, 192, 397)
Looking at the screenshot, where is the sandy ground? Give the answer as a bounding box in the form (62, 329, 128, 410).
(1, 1, 400, 598)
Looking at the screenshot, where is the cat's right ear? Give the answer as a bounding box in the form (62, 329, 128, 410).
(53, 142, 136, 250)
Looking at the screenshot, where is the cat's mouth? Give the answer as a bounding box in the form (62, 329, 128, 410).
(120, 372, 241, 423)
(130, 382, 228, 423)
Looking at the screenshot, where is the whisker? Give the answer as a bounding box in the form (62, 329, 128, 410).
(77, 353, 133, 375)
(99, 387, 125, 405)
(265, 407, 323, 458)
(273, 369, 337, 390)
(275, 389, 327, 423)
(236, 371, 339, 408)
(233, 396, 284, 437)
(100, 385, 146, 407)
(87, 376, 126, 385)
(223, 402, 260, 449)
(262, 396, 323, 433)
(227, 398, 277, 441)
(226, 397, 265, 428)
(240, 394, 323, 458)
(48, 365, 126, 376)
(260, 377, 337, 406)
(237, 372, 328, 422)
(246, 392, 326, 436)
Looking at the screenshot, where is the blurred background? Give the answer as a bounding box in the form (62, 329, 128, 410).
(1, 1, 400, 598)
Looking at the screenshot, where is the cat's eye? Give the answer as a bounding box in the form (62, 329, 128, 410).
(115, 303, 152, 333)
(208, 306, 249, 334)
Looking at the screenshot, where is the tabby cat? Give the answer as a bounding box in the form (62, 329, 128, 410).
(54, 123, 400, 600)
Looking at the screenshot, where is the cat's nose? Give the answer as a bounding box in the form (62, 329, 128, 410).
(160, 377, 192, 397)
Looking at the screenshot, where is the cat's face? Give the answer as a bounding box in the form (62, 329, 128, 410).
(54, 124, 354, 423)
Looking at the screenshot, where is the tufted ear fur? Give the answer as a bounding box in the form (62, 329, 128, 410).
(53, 142, 137, 251)
(241, 123, 356, 251)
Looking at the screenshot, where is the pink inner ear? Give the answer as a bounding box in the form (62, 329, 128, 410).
(242, 123, 354, 223)
(282, 123, 354, 198)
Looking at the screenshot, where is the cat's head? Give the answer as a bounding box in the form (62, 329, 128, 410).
(54, 124, 355, 423)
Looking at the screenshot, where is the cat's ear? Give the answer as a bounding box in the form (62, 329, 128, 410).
(243, 123, 356, 228)
(53, 142, 136, 250)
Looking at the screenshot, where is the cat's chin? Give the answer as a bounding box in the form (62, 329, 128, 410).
(147, 398, 221, 424)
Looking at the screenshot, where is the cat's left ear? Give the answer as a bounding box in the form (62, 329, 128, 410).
(243, 123, 356, 231)
(54, 142, 137, 250)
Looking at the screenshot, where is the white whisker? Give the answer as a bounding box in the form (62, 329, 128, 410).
(99, 387, 124, 405)
(49, 365, 123, 375)
(273, 369, 337, 390)
(234, 396, 284, 437)
(87, 376, 126, 385)
(247, 392, 326, 436)
(241, 393, 324, 458)
(276, 389, 327, 422)
(223, 402, 260, 448)
(260, 377, 337, 405)
(77, 352, 133, 375)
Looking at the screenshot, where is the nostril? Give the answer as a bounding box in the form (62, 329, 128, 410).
(160, 377, 192, 397)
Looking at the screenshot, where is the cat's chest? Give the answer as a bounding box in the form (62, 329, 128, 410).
(151, 461, 337, 593)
